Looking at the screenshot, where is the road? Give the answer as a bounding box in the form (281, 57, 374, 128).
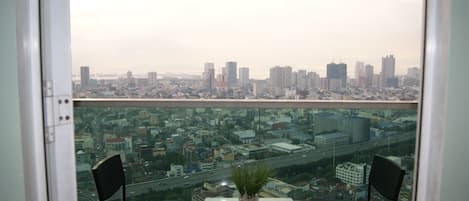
(111, 132, 415, 199)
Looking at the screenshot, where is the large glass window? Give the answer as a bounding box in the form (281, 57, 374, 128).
(74, 104, 417, 200)
(71, 0, 423, 100)
(71, 1, 423, 201)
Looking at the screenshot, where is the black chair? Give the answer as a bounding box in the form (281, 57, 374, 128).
(92, 154, 126, 201)
(368, 155, 405, 201)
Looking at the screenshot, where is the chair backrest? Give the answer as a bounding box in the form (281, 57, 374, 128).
(368, 155, 405, 201)
(92, 154, 126, 201)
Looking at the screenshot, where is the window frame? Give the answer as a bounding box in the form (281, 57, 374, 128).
(14, 0, 452, 200)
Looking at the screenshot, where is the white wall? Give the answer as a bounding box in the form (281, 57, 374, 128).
(0, 0, 27, 200)
(440, 0, 469, 200)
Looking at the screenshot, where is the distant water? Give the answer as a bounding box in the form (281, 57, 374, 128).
(72, 73, 202, 81)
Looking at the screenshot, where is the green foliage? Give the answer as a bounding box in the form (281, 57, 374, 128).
(231, 164, 273, 198)
(151, 152, 185, 170)
(232, 165, 249, 196)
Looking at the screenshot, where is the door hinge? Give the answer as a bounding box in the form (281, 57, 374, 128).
(43, 80, 73, 143)
(44, 127, 55, 144)
(44, 80, 53, 97)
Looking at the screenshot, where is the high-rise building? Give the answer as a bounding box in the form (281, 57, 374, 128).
(381, 55, 396, 87)
(327, 63, 347, 89)
(372, 74, 381, 88)
(387, 77, 399, 88)
(404, 67, 420, 86)
(127, 71, 133, 80)
(203, 63, 216, 90)
(355, 61, 365, 87)
(127, 71, 135, 87)
(148, 72, 157, 86)
(239, 67, 250, 87)
(365, 64, 374, 87)
(226, 61, 237, 88)
(407, 67, 420, 80)
(320, 78, 329, 90)
(216, 67, 228, 91)
(313, 113, 341, 134)
(308, 72, 321, 89)
(269, 66, 292, 89)
(291, 71, 298, 88)
(342, 117, 370, 143)
(296, 70, 308, 91)
(80, 66, 90, 89)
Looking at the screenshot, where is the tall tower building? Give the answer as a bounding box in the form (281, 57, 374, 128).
(355, 61, 365, 87)
(269, 66, 292, 89)
(308, 72, 321, 89)
(296, 70, 308, 90)
(291, 72, 298, 88)
(203, 63, 216, 90)
(327, 63, 347, 89)
(148, 72, 157, 85)
(355, 61, 365, 80)
(216, 67, 228, 90)
(226, 61, 237, 88)
(342, 117, 370, 143)
(381, 55, 396, 87)
(127, 71, 135, 87)
(239, 67, 250, 87)
(80, 66, 90, 89)
(404, 67, 420, 86)
(127, 71, 133, 80)
(365, 64, 374, 87)
(407, 67, 420, 80)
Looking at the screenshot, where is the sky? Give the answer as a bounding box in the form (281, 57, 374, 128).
(71, 0, 423, 79)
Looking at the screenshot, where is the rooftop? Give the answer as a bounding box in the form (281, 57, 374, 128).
(315, 132, 350, 139)
(271, 142, 302, 151)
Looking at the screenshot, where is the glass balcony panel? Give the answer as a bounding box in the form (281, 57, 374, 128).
(74, 102, 417, 201)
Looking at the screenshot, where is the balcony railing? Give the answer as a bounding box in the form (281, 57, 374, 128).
(74, 98, 417, 109)
(73, 99, 418, 201)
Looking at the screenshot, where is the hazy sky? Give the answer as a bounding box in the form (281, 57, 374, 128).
(71, 0, 423, 79)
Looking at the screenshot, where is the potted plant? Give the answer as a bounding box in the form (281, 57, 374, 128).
(232, 164, 273, 201)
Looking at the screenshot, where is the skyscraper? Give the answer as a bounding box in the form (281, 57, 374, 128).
(355, 61, 365, 87)
(203, 63, 216, 90)
(80, 66, 90, 89)
(365, 64, 374, 87)
(404, 67, 420, 86)
(269, 66, 292, 89)
(407, 67, 420, 80)
(216, 67, 228, 90)
(355, 61, 365, 80)
(291, 71, 298, 88)
(127, 71, 133, 80)
(127, 71, 135, 87)
(381, 55, 396, 87)
(327, 63, 347, 89)
(239, 67, 249, 87)
(226, 61, 237, 88)
(296, 70, 308, 90)
(308, 72, 321, 89)
(148, 72, 157, 86)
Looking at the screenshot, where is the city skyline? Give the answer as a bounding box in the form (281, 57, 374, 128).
(75, 56, 420, 101)
(71, 0, 423, 79)
(73, 56, 417, 80)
